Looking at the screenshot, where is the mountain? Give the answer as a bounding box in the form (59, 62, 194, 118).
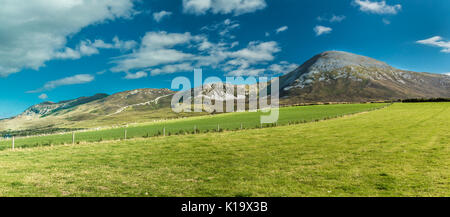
(279, 51, 450, 104)
(0, 89, 185, 131)
(19, 93, 108, 117)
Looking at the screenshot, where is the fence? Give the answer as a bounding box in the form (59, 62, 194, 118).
(1, 103, 391, 151)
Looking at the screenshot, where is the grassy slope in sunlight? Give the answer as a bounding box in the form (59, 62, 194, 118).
(0, 103, 448, 196)
(0, 103, 386, 150)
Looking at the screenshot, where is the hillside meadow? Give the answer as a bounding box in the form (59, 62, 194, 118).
(0, 102, 448, 196)
(0, 103, 386, 150)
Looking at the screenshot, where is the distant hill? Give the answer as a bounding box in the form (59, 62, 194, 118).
(20, 93, 109, 117)
(279, 51, 450, 104)
(0, 89, 185, 131)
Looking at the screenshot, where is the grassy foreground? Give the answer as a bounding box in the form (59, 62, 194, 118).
(0, 103, 448, 196)
(0, 103, 386, 150)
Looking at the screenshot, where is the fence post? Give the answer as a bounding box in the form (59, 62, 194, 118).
(163, 127, 166, 137)
(12, 136, 15, 150)
(124, 129, 127, 140)
(72, 132, 75, 145)
(194, 125, 197, 134)
(217, 124, 220, 132)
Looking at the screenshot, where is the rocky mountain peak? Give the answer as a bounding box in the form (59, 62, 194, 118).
(313, 51, 390, 69)
(279, 51, 450, 103)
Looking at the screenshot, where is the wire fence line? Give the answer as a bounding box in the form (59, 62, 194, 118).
(0, 103, 390, 151)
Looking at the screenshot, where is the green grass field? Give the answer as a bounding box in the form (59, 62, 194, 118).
(0, 102, 448, 196)
(0, 103, 386, 150)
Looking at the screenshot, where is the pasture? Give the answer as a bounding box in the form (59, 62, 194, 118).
(0, 103, 387, 150)
(0, 102, 448, 196)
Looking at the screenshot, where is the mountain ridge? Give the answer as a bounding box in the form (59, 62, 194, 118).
(279, 51, 450, 103)
(19, 93, 109, 118)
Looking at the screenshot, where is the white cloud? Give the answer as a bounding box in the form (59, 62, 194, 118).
(269, 62, 299, 74)
(353, 0, 401, 15)
(330, 15, 346, 23)
(96, 70, 107, 75)
(153, 11, 173, 22)
(54, 47, 82, 60)
(223, 42, 284, 76)
(314, 25, 332, 36)
(183, 0, 267, 16)
(0, 0, 136, 77)
(182, 0, 211, 15)
(382, 18, 391, 25)
(201, 19, 240, 39)
(318, 15, 346, 23)
(221, 41, 280, 76)
(38, 93, 48, 100)
(54, 37, 137, 60)
(276, 26, 288, 34)
(28, 74, 95, 93)
(225, 60, 298, 77)
(151, 63, 193, 76)
(444, 73, 450, 76)
(230, 41, 280, 63)
(416, 36, 450, 53)
(111, 31, 199, 72)
(125, 71, 148, 80)
(111, 30, 282, 78)
(111, 37, 139, 51)
(226, 68, 265, 76)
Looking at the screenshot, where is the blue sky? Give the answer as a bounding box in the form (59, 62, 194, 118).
(0, 0, 449, 118)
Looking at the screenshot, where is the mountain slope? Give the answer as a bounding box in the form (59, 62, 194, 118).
(0, 89, 190, 131)
(279, 51, 450, 103)
(19, 93, 109, 117)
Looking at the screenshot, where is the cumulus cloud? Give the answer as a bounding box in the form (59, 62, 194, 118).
(230, 41, 280, 63)
(125, 71, 148, 80)
(276, 26, 288, 34)
(416, 36, 450, 53)
(110, 29, 285, 77)
(182, 0, 267, 16)
(0, 0, 136, 77)
(314, 25, 332, 36)
(38, 93, 49, 100)
(353, 0, 401, 15)
(153, 10, 173, 22)
(226, 42, 279, 70)
(27, 74, 95, 93)
(54, 37, 137, 60)
(222, 41, 282, 76)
